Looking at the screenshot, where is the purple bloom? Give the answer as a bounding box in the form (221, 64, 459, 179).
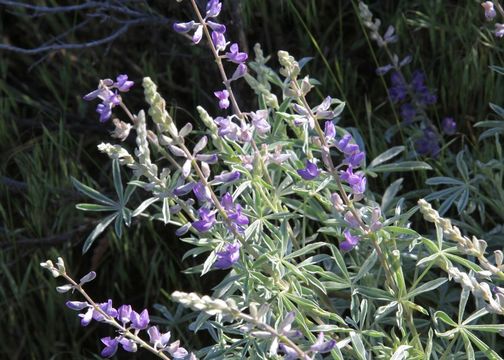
(66, 301, 88, 311)
(119, 338, 138, 353)
(214, 170, 241, 183)
(482, 2, 497, 20)
(344, 151, 365, 168)
(411, 70, 437, 105)
(100, 299, 118, 318)
(340, 230, 360, 251)
(173, 182, 196, 197)
(279, 343, 298, 360)
(336, 134, 358, 155)
(376, 64, 394, 76)
(206, 0, 222, 18)
(442, 117, 457, 135)
(192, 207, 217, 232)
(230, 63, 247, 81)
(310, 332, 337, 353)
(400, 103, 416, 124)
(207, 20, 226, 33)
(192, 25, 203, 44)
(297, 160, 320, 180)
(131, 309, 150, 330)
(214, 116, 240, 140)
(173, 21, 196, 33)
(221, 192, 249, 232)
(214, 89, 230, 109)
(147, 326, 172, 350)
(117, 304, 132, 324)
(193, 181, 211, 203)
(344, 211, 359, 228)
(496, 23, 504, 37)
(101, 337, 119, 358)
(211, 30, 227, 52)
(415, 127, 440, 157)
(226, 43, 248, 64)
(340, 167, 366, 195)
(389, 72, 408, 103)
(324, 121, 336, 140)
(214, 242, 241, 269)
(250, 110, 271, 135)
(114, 74, 134, 92)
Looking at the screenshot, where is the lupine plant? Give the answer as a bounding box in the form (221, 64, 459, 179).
(41, 0, 504, 359)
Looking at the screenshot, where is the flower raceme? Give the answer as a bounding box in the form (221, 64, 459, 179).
(83, 74, 134, 122)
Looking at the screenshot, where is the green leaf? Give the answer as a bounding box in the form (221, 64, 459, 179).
(434, 310, 457, 327)
(355, 286, 394, 301)
(350, 331, 367, 360)
(132, 197, 159, 217)
(82, 214, 117, 253)
(284, 242, 327, 260)
(112, 160, 124, 204)
(71, 177, 116, 206)
(369, 146, 405, 168)
(75, 203, 116, 212)
(465, 329, 503, 360)
(371, 161, 432, 173)
(353, 250, 377, 283)
(162, 197, 170, 224)
(390, 345, 412, 360)
(490, 102, 504, 118)
(407, 278, 447, 299)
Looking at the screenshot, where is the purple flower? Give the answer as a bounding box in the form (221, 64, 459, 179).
(214, 170, 241, 183)
(173, 182, 196, 197)
(211, 30, 227, 52)
(344, 211, 359, 228)
(119, 338, 138, 353)
(336, 134, 358, 155)
(344, 151, 365, 168)
(415, 127, 440, 157)
(389, 73, 407, 103)
(226, 43, 248, 64)
(221, 192, 249, 232)
(214, 116, 240, 140)
(66, 301, 88, 311)
(230, 63, 247, 81)
(482, 1, 497, 20)
(376, 64, 394, 76)
(442, 117, 457, 135)
(117, 304, 132, 324)
(100, 299, 118, 318)
(147, 326, 172, 350)
(324, 121, 336, 140)
(207, 20, 226, 33)
(279, 343, 298, 360)
(250, 110, 271, 135)
(214, 89, 230, 109)
(173, 21, 196, 33)
(206, 0, 222, 18)
(101, 337, 119, 358)
(311, 333, 337, 354)
(310, 332, 337, 353)
(297, 160, 320, 180)
(411, 70, 437, 105)
(340, 167, 366, 195)
(114, 74, 134, 92)
(214, 242, 241, 269)
(400, 103, 416, 124)
(192, 207, 217, 232)
(193, 181, 211, 203)
(496, 23, 504, 37)
(340, 230, 360, 251)
(131, 309, 150, 330)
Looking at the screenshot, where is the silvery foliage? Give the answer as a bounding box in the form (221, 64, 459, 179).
(47, 2, 504, 359)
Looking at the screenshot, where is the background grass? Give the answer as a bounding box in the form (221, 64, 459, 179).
(1, 0, 502, 358)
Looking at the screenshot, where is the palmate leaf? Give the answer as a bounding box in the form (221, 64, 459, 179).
(72, 160, 135, 253)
